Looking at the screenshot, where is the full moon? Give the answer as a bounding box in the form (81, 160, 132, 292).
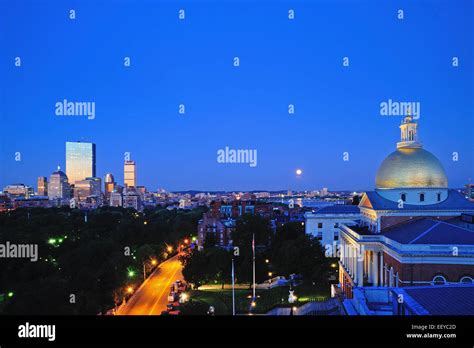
(296, 169, 303, 175)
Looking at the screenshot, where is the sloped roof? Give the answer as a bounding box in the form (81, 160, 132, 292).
(313, 205, 360, 214)
(403, 285, 474, 315)
(382, 218, 474, 245)
(361, 189, 474, 212)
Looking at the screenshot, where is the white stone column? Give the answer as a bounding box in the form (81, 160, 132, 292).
(352, 246, 356, 278)
(389, 267, 394, 287)
(380, 253, 384, 286)
(373, 252, 379, 286)
(395, 272, 399, 287)
(357, 256, 364, 287)
(367, 251, 373, 284)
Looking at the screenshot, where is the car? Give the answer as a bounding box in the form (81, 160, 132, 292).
(168, 310, 180, 315)
(166, 301, 180, 310)
(167, 292, 178, 302)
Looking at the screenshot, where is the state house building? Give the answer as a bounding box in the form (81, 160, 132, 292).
(307, 114, 474, 299)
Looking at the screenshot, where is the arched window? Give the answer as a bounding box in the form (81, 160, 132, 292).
(400, 193, 406, 202)
(432, 275, 447, 285)
(460, 276, 473, 284)
(419, 193, 425, 202)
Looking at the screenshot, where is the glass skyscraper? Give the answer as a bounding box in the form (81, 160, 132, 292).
(66, 141, 96, 185)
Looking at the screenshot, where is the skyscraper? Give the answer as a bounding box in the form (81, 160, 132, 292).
(66, 141, 96, 185)
(37, 176, 48, 196)
(48, 169, 70, 199)
(104, 173, 115, 200)
(124, 160, 136, 188)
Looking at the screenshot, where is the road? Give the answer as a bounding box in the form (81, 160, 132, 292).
(117, 254, 183, 315)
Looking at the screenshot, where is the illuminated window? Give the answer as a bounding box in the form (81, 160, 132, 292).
(432, 275, 447, 285)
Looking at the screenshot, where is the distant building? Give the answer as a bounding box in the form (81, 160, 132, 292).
(104, 173, 115, 200)
(305, 205, 360, 246)
(467, 184, 474, 202)
(122, 191, 142, 211)
(197, 214, 235, 250)
(48, 169, 70, 199)
(320, 188, 329, 197)
(0, 194, 12, 212)
(124, 160, 136, 188)
(66, 141, 96, 184)
(3, 184, 34, 198)
(74, 177, 102, 201)
(136, 186, 147, 196)
(110, 192, 123, 207)
(37, 176, 48, 196)
(13, 196, 51, 209)
(209, 200, 273, 219)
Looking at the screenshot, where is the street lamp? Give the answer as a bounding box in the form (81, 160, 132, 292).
(167, 246, 173, 253)
(151, 259, 158, 266)
(126, 286, 134, 294)
(268, 272, 273, 277)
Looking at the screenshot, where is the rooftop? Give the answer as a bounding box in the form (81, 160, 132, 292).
(400, 285, 474, 315)
(382, 218, 474, 245)
(313, 205, 360, 215)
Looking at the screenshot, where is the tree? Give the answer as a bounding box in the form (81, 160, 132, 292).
(231, 214, 272, 284)
(272, 234, 330, 285)
(352, 195, 361, 205)
(180, 250, 209, 289)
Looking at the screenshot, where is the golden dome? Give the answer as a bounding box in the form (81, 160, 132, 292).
(375, 147, 448, 189)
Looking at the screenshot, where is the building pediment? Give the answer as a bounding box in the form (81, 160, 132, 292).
(358, 193, 374, 209)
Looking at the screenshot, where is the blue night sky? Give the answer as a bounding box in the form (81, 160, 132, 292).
(1, 0, 473, 191)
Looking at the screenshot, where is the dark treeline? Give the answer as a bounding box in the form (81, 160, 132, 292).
(0, 206, 206, 314)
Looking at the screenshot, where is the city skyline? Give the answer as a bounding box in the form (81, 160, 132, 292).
(1, 1, 472, 192)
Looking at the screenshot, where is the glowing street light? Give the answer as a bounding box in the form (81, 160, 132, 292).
(265, 259, 270, 264)
(268, 272, 273, 277)
(184, 239, 189, 244)
(151, 259, 158, 266)
(7, 292, 14, 298)
(167, 246, 173, 253)
(128, 270, 135, 278)
(126, 286, 134, 294)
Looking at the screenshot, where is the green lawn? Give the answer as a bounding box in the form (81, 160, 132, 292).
(185, 284, 329, 315)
